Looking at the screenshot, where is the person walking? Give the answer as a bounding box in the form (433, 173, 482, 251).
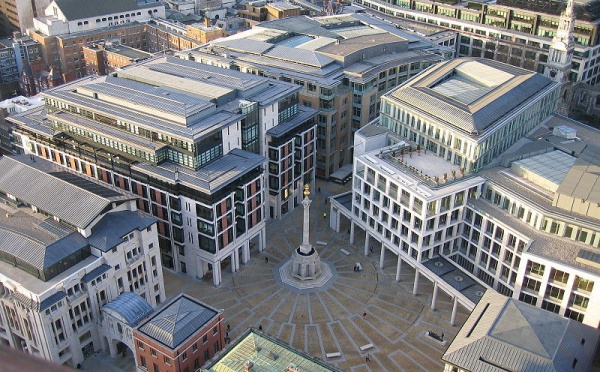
(365, 354, 370, 362)
(323, 212, 327, 219)
(265, 256, 269, 263)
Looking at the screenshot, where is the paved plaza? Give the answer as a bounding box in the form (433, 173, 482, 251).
(81, 180, 469, 372)
(163, 180, 470, 371)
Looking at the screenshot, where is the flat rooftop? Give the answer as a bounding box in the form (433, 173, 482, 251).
(386, 58, 556, 136)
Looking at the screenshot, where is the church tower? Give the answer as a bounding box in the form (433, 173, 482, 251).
(545, 0, 576, 84)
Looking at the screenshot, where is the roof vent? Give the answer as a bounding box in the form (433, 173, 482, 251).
(553, 125, 576, 139)
(267, 351, 278, 360)
(243, 361, 254, 371)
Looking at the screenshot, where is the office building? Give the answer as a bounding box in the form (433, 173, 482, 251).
(178, 13, 451, 179)
(0, 154, 166, 368)
(133, 294, 225, 372)
(330, 57, 600, 329)
(354, 0, 600, 86)
(82, 41, 153, 76)
(9, 56, 317, 284)
(0, 94, 43, 153)
(442, 289, 600, 372)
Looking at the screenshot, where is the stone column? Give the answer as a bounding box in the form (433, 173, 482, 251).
(413, 268, 419, 295)
(350, 221, 355, 244)
(364, 234, 370, 256)
(431, 282, 438, 310)
(259, 230, 266, 252)
(213, 262, 221, 286)
(379, 242, 386, 268)
(451, 297, 459, 326)
(242, 242, 250, 264)
(395, 256, 402, 281)
(231, 249, 238, 273)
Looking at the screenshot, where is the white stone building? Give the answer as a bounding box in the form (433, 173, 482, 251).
(0, 155, 165, 368)
(331, 57, 600, 329)
(33, 0, 165, 37)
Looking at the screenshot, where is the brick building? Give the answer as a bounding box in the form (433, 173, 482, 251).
(134, 294, 224, 372)
(82, 41, 153, 76)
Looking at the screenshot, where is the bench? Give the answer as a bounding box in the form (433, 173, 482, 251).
(360, 343, 374, 351)
(326, 352, 341, 358)
(340, 249, 350, 255)
(316, 241, 328, 246)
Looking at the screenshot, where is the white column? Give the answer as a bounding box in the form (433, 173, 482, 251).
(395, 255, 402, 281)
(335, 208, 341, 233)
(364, 234, 370, 256)
(451, 297, 459, 326)
(431, 282, 438, 310)
(350, 221, 355, 244)
(213, 262, 221, 286)
(413, 268, 419, 295)
(242, 242, 250, 264)
(231, 249, 238, 273)
(379, 242, 386, 268)
(259, 230, 266, 252)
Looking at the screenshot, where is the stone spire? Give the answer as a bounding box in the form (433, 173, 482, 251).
(544, 0, 576, 84)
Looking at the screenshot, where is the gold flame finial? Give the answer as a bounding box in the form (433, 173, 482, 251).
(303, 184, 310, 198)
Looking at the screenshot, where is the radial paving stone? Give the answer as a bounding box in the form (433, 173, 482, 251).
(162, 180, 472, 371)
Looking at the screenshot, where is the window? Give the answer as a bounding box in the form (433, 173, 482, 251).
(140, 356, 146, 368)
(193, 343, 198, 352)
(203, 335, 208, 343)
(182, 352, 187, 361)
(138, 341, 144, 350)
(151, 349, 157, 358)
(164, 356, 171, 365)
(213, 326, 218, 335)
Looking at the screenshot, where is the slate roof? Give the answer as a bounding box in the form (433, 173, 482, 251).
(137, 294, 219, 349)
(442, 290, 600, 372)
(103, 292, 154, 327)
(53, 0, 146, 21)
(88, 210, 157, 252)
(387, 58, 556, 136)
(0, 220, 88, 270)
(0, 156, 135, 229)
(81, 264, 112, 283)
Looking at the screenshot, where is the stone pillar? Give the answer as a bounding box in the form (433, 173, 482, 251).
(231, 249, 238, 273)
(108, 339, 118, 357)
(413, 268, 419, 295)
(350, 221, 355, 244)
(242, 242, 250, 264)
(259, 230, 266, 252)
(379, 242, 386, 268)
(395, 255, 402, 281)
(451, 297, 459, 326)
(213, 262, 221, 286)
(301, 195, 311, 250)
(431, 282, 438, 310)
(335, 208, 341, 233)
(364, 234, 370, 256)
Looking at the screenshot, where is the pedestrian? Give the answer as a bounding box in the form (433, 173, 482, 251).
(441, 332, 444, 340)
(362, 312, 367, 319)
(259, 325, 263, 331)
(366, 353, 370, 362)
(265, 256, 269, 263)
(227, 324, 230, 332)
(323, 212, 327, 219)
(318, 187, 321, 192)
(369, 246, 373, 253)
